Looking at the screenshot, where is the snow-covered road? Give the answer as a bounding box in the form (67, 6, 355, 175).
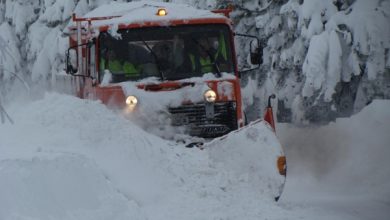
(278, 100, 390, 219)
(0, 93, 389, 220)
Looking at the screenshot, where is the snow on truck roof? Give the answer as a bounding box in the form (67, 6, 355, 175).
(80, 0, 228, 28)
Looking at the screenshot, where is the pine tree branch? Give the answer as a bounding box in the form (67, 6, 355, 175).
(0, 66, 30, 91)
(0, 98, 14, 124)
(233, 0, 276, 14)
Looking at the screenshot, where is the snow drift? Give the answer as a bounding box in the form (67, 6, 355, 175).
(0, 93, 286, 220)
(0, 93, 389, 219)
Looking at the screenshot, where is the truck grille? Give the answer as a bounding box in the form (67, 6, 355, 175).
(168, 102, 238, 138)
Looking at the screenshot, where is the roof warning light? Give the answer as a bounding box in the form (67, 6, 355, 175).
(156, 8, 167, 16)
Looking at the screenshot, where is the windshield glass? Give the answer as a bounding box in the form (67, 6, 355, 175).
(99, 24, 234, 83)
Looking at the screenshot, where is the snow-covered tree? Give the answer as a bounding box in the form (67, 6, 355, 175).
(225, 0, 390, 123)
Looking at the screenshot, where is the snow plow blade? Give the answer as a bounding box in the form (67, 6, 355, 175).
(205, 119, 286, 201)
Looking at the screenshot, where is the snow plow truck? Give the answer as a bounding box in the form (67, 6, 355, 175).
(64, 0, 286, 201)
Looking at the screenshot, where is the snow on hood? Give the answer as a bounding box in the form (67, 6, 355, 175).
(120, 73, 234, 106)
(81, 0, 225, 28)
(116, 73, 236, 139)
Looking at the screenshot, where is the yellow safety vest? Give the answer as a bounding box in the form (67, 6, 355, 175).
(189, 54, 213, 73)
(189, 34, 227, 73)
(100, 58, 140, 76)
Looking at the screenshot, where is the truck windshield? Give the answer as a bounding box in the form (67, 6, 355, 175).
(99, 24, 234, 83)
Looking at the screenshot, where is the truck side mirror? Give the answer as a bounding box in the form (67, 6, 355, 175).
(65, 38, 96, 76)
(66, 48, 78, 75)
(235, 33, 263, 75)
(250, 40, 263, 65)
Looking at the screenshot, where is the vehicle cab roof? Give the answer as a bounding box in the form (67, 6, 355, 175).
(78, 0, 231, 31)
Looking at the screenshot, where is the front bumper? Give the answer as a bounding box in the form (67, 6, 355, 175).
(168, 101, 238, 138)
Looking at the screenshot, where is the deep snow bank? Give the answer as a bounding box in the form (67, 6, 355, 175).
(0, 156, 143, 220)
(0, 93, 288, 220)
(1, 93, 389, 219)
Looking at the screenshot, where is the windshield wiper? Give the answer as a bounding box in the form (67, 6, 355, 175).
(138, 37, 165, 81)
(191, 38, 221, 77)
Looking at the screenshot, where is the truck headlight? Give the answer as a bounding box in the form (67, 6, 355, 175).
(204, 89, 217, 103)
(125, 95, 138, 108)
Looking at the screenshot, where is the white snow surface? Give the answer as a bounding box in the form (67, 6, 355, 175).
(278, 99, 390, 220)
(1, 93, 389, 219)
(0, 93, 285, 220)
(0, 0, 389, 218)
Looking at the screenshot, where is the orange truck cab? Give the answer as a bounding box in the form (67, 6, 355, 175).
(65, 1, 263, 138)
